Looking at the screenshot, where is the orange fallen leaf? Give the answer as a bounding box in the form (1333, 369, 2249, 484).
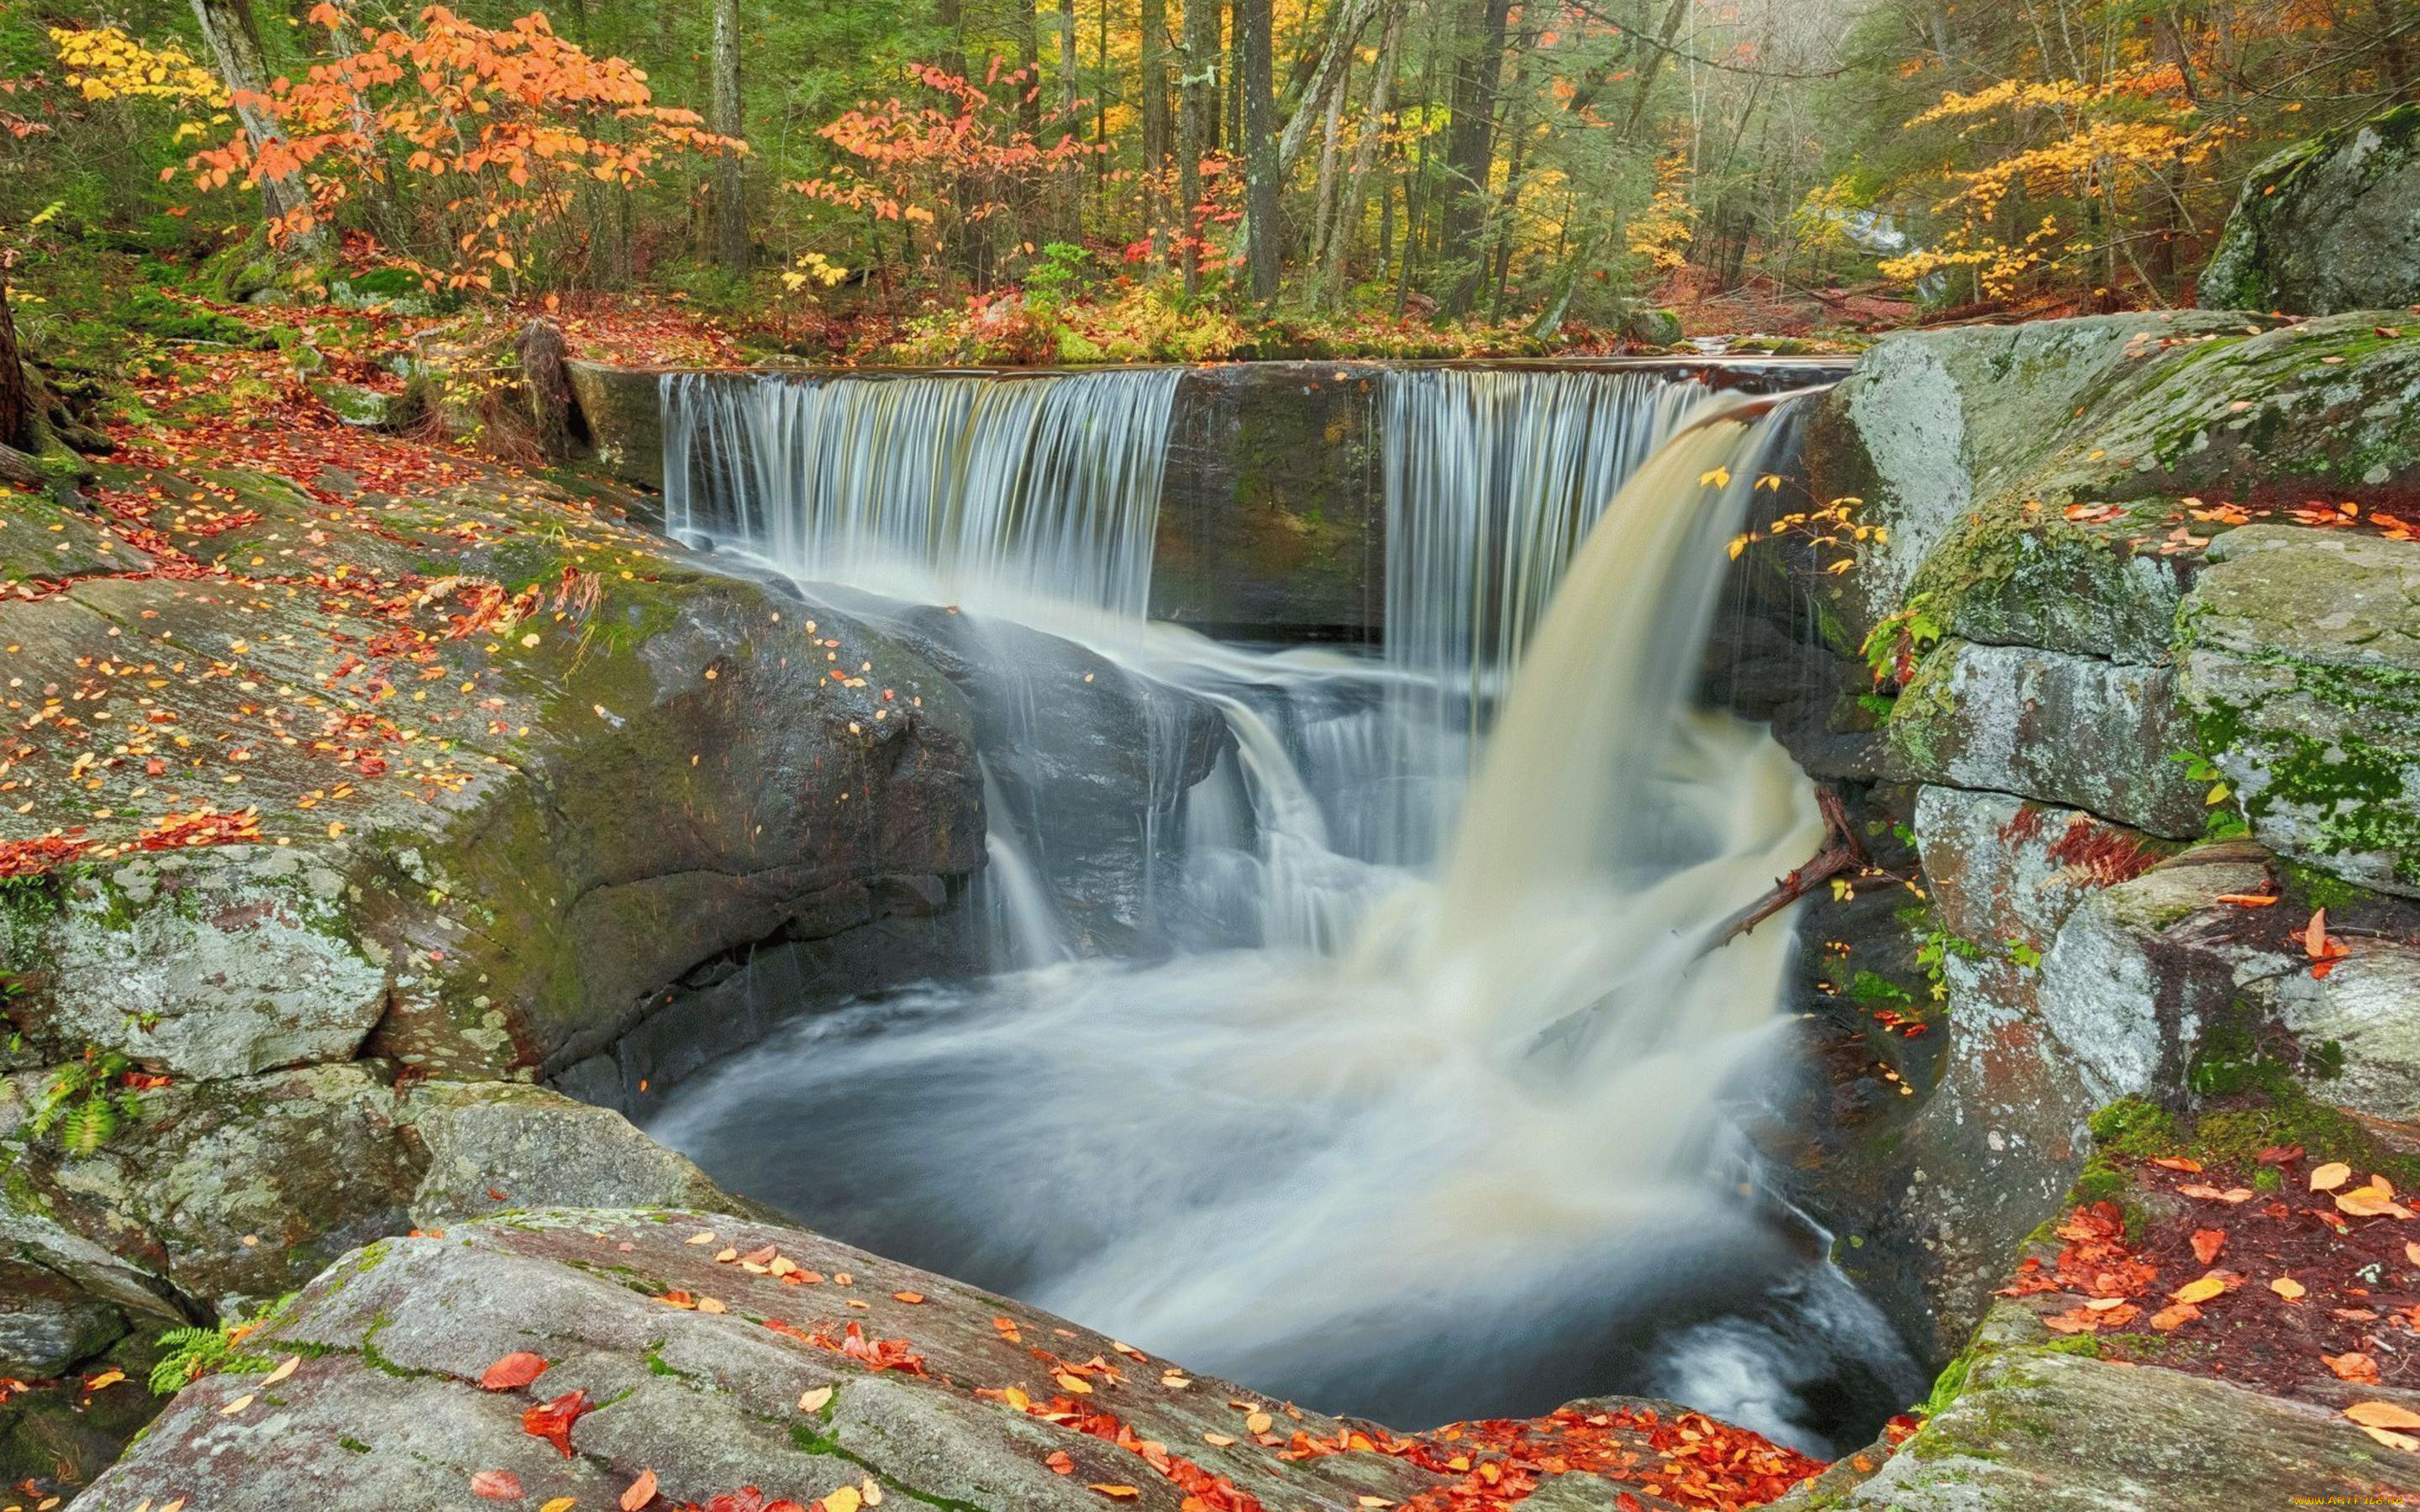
(622, 1468, 660, 1510)
(2216, 892, 2278, 907)
(2178, 1184, 2254, 1204)
(1045, 1452, 1076, 1475)
(2325, 1352, 2381, 1383)
(481, 1352, 549, 1390)
(2191, 1229, 2226, 1266)
(523, 1389, 587, 1457)
(2149, 1156, 2204, 1173)
(2347, 1401, 2420, 1431)
(2362, 1425, 2420, 1452)
(1088, 1486, 1142, 1499)
(2149, 1303, 2200, 1331)
(892, 1292, 927, 1305)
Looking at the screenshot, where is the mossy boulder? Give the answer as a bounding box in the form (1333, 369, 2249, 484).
(2181, 523, 2420, 895)
(2201, 102, 2420, 315)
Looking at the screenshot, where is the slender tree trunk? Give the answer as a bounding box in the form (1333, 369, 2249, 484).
(1059, 0, 1081, 236)
(1438, 0, 1511, 315)
(1239, 0, 1280, 302)
(710, 0, 748, 274)
(189, 0, 314, 233)
(1180, 0, 1218, 294)
(1277, 0, 1376, 176)
(1323, 0, 1402, 306)
(1307, 50, 1350, 267)
(1142, 0, 1173, 258)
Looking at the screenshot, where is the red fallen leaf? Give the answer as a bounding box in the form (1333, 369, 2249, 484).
(2150, 1157, 2204, 1173)
(2326, 1352, 2382, 1383)
(471, 1469, 524, 1500)
(2257, 1146, 2306, 1166)
(1616, 1495, 1645, 1512)
(2191, 1229, 2227, 1266)
(1046, 1452, 1076, 1475)
(523, 1389, 587, 1457)
(1883, 1414, 1922, 1445)
(481, 1352, 549, 1390)
(622, 1468, 660, 1510)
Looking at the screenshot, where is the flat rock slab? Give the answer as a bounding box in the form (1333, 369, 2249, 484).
(1784, 1347, 2419, 1510)
(76, 1209, 1806, 1512)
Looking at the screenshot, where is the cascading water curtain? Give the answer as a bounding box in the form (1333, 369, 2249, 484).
(660, 368, 1184, 617)
(1373, 367, 1718, 857)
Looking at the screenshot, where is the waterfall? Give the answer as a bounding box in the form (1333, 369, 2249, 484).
(648, 378, 1923, 1448)
(661, 369, 1181, 617)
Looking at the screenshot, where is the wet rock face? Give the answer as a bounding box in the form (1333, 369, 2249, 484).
(2202, 102, 2420, 315)
(79, 1207, 1798, 1512)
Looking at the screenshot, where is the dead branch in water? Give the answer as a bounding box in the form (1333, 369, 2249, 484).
(1711, 785, 1868, 948)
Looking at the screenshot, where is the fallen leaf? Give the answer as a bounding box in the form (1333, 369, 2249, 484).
(473, 1470, 525, 1501)
(2149, 1303, 2200, 1331)
(686, 1231, 718, 1246)
(2312, 1163, 2353, 1192)
(1202, 1433, 1236, 1446)
(891, 1292, 926, 1305)
(2177, 1184, 2254, 1204)
(2325, 1352, 2381, 1383)
(221, 1393, 255, 1415)
(823, 1484, 864, 1512)
(2362, 1425, 2420, 1452)
(481, 1352, 550, 1390)
(2257, 1146, 2305, 1166)
(543, 1501, 578, 1512)
(1045, 1452, 1076, 1475)
(1244, 1410, 1274, 1434)
(622, 1468, 659, 1510)
(261, 1356, 301, 1387)
(2191, 1229, 2226, 1266)
(2347, 1401, 2420, 1431)
(523, 1389, 588, 1457)
(2170, 1273, 2231, 1305)
(2406, 1242, 2420, 1267)
(2271, 1277, 2308, 1300)
(799, 1387, 834, 1414)
(2149, 1156, 2204, 1173)
(84, 1368, 126, 1391)
(1087, 1487, 1141, 1500)
(1055, 1373, 1094, 1395)
(2217, 892, 2278, 907)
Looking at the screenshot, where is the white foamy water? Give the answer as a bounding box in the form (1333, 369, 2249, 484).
(647, 368, 1921, 1450)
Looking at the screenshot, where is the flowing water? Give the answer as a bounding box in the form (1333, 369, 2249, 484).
(649, 366, 1922, 1452)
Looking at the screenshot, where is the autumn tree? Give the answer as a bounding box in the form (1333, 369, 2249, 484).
(178, 4, 744, 291)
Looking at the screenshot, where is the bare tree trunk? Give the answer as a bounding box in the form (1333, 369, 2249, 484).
(1438, 0, 1511, 315)
(1239, 0, 1281, 302)
(1142, 0, 1173, 259)
(189, 0, 314, 234)
(1179, 0, 1218, 295)
(1276, 0, 1376, 176)
(1321, 0, 1402, 306)
(1058, 0, 1081, 236)
(710, 0, 748, 274)
(1307, 49, 1350, 268)
(0, 271, 27, 454)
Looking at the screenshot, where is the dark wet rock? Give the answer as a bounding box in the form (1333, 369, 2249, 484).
(2202, 102, 2420, 316)
(76, 1208, 1746, 1512)
(0, 1261, 124, 1377)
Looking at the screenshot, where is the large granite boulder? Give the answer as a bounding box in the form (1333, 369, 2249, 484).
(2181, 524, 2420, 896)
(2201, 103, 2420, 315)
(75, 1207, 1818, 1512)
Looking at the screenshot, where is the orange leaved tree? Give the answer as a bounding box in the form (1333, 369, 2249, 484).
(790, 60, 1097, 296)
(180, 3, 745, 292)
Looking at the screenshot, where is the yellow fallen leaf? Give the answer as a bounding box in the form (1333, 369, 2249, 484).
(1244, 1410, 1274, 1434)
(2362, 1425, 2420, 1452)
(1055, 1373, 1094, 1395)
(543, 1500, 579, 1512)
(2348, 1400, 2420, 1431)
(84, 1368, 127, 1390)
(686, 1231, 718, 1245)
(2311, 1163, 2353, 1192)
(1160, 1373, 1191, 1389)
(697, 1296, 729, 1315)
(800, 1387, 834, 1414)
(1202, 1433, 1236, 1446)
(824, 1484, 864, 1512)
(860, 1477, 884, 1507)
(2270, 1277, 2307, 1300)
(2170, 1273, 2229, 1305)
(2406, 1242, 2420, 1267)
(221, 1393, 255, 1415)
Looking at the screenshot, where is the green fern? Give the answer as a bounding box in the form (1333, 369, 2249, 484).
(147, 1294, 297, 1395)
(26, 1047, 146, 1155)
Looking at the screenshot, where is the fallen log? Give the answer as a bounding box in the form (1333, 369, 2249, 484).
(1711, 785, 1869, 947)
